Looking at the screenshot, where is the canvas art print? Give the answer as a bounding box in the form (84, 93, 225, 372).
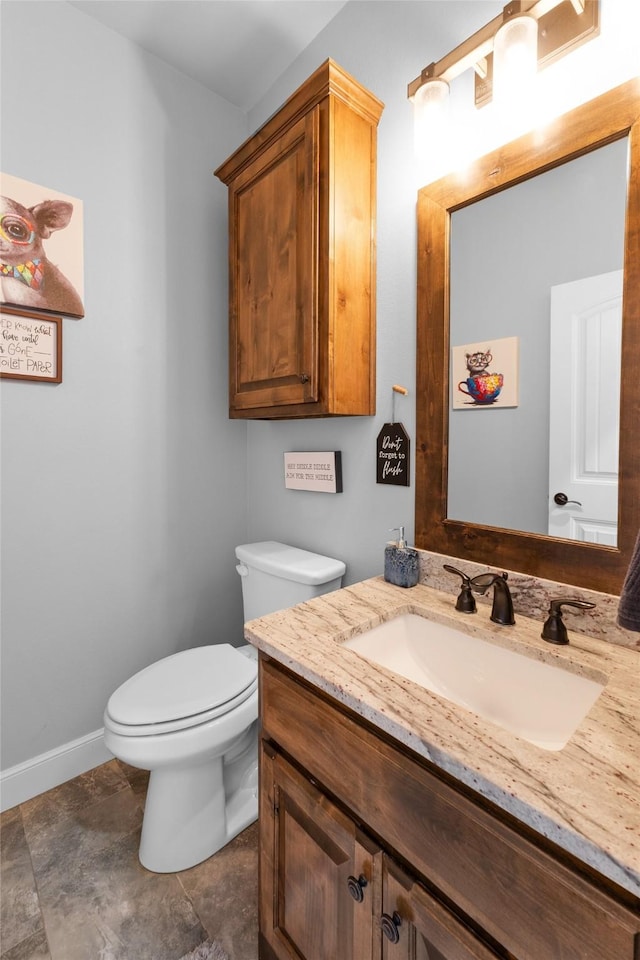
(0, 172, 84, 318)
(452, 336, 519, 409)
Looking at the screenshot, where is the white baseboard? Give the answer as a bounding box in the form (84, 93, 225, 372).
(0, 728, 112, 812)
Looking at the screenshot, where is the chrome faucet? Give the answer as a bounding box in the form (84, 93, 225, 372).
(469, 572, 515, 625)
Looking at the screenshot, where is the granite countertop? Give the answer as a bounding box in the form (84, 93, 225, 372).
(244, 576, 640, 898)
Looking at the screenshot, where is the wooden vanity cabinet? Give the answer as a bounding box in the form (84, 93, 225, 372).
(260, 743, 378, 960)
(260, 743, 500, 960)
(214, 60, 383, 419)
(380, 857, 501, 960)
(259, 656, 640, 960)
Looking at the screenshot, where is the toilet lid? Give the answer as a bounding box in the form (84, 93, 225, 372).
(107, 644, 256, 726)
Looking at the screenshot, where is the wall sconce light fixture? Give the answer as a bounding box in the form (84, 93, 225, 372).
(408, 0, 600, 116)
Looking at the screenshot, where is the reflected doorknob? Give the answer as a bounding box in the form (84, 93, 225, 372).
(553, 492, 582, 507)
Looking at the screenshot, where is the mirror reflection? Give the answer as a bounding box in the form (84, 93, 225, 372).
(415, 79, 640, 593)
(447, 138, 628, 546)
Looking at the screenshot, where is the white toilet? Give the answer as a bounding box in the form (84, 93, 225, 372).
(103, 541, 345, 873)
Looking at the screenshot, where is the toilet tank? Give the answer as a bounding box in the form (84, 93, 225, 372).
(235, 541, 346, 622)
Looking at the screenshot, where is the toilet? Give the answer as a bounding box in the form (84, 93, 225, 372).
(103, 541, 345, 873)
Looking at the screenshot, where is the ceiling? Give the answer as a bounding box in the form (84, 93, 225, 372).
(69, 0, 348, 112)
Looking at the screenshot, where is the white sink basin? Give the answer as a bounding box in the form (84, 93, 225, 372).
(343, 613, 606, 750)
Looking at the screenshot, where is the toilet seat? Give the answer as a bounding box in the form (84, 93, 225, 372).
(105, 644, 257, 737)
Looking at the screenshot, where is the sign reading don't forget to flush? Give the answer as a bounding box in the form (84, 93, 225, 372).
(284, 452, 343, 493)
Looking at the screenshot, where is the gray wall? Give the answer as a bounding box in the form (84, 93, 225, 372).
(0, 1, 249, 769)
(13, 0, 615, 774)
(244, 1, 502, 586)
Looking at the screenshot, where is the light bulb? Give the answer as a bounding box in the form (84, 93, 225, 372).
(493, 14, 538, 108)
(413, 78, 450, 161)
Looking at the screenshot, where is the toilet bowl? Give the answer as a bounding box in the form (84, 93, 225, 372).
(103, 541, 345, 873)
(104, 643, 258, 873)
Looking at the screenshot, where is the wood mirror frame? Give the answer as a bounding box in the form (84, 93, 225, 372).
(416, 78, 640, 594)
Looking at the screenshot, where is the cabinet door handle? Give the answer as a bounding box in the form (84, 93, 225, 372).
(380, 911, 402, 943)
(346, 874, 368, 903)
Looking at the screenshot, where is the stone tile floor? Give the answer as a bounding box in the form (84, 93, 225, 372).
(0, 760, 258, 960)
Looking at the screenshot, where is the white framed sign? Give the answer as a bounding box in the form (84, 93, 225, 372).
(284, 452, 342, 493)
(0, 306, 62, 382)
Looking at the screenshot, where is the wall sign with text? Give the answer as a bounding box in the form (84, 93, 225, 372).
(284, 452, 343, 493)
(377, 423, 410, 486)
(0, 307, 62, 382)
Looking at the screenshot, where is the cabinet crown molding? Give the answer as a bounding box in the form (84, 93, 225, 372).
(214, 58, 384, 184)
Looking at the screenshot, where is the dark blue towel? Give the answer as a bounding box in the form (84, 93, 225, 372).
(617, 528, 640, 632)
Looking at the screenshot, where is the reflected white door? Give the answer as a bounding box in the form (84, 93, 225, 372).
(548, 270, 622, 544)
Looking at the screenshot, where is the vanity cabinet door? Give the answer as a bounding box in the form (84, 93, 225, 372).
(380, 856, 500, 960)
(260, 742, 380, 960)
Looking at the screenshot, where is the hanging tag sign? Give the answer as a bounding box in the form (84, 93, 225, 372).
(376, 423, 410, 486)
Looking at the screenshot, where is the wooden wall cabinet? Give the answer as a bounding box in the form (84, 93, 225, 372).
(259, 657, 640, 960)
(215, 60, 383, 419)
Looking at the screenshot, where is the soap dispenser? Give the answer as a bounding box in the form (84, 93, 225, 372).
(384, 526, 419, 588)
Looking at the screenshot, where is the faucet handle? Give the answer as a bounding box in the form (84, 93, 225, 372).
(443, 564, 471, 583)
(542, 598, 596, 645)
(443, 564, 476, 613)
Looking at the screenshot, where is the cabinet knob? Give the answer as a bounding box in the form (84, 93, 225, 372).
(346, 874, 368, 903)
(380, 911, 402, 943)
(299, 373, 310, 383)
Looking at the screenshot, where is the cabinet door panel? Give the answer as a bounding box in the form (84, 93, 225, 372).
(230, 110, 318, 412)
(381, 857, 500, 960)
(260, 743, 379, 960)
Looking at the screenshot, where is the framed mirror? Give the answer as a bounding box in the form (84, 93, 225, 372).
(415, 79, 640, 594)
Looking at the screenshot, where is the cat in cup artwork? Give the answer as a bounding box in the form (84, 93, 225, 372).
(453, 337, 519, 409)
(458, 348, 504, 404)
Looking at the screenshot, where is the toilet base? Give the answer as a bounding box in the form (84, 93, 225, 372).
(139, 753, 258, 873)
